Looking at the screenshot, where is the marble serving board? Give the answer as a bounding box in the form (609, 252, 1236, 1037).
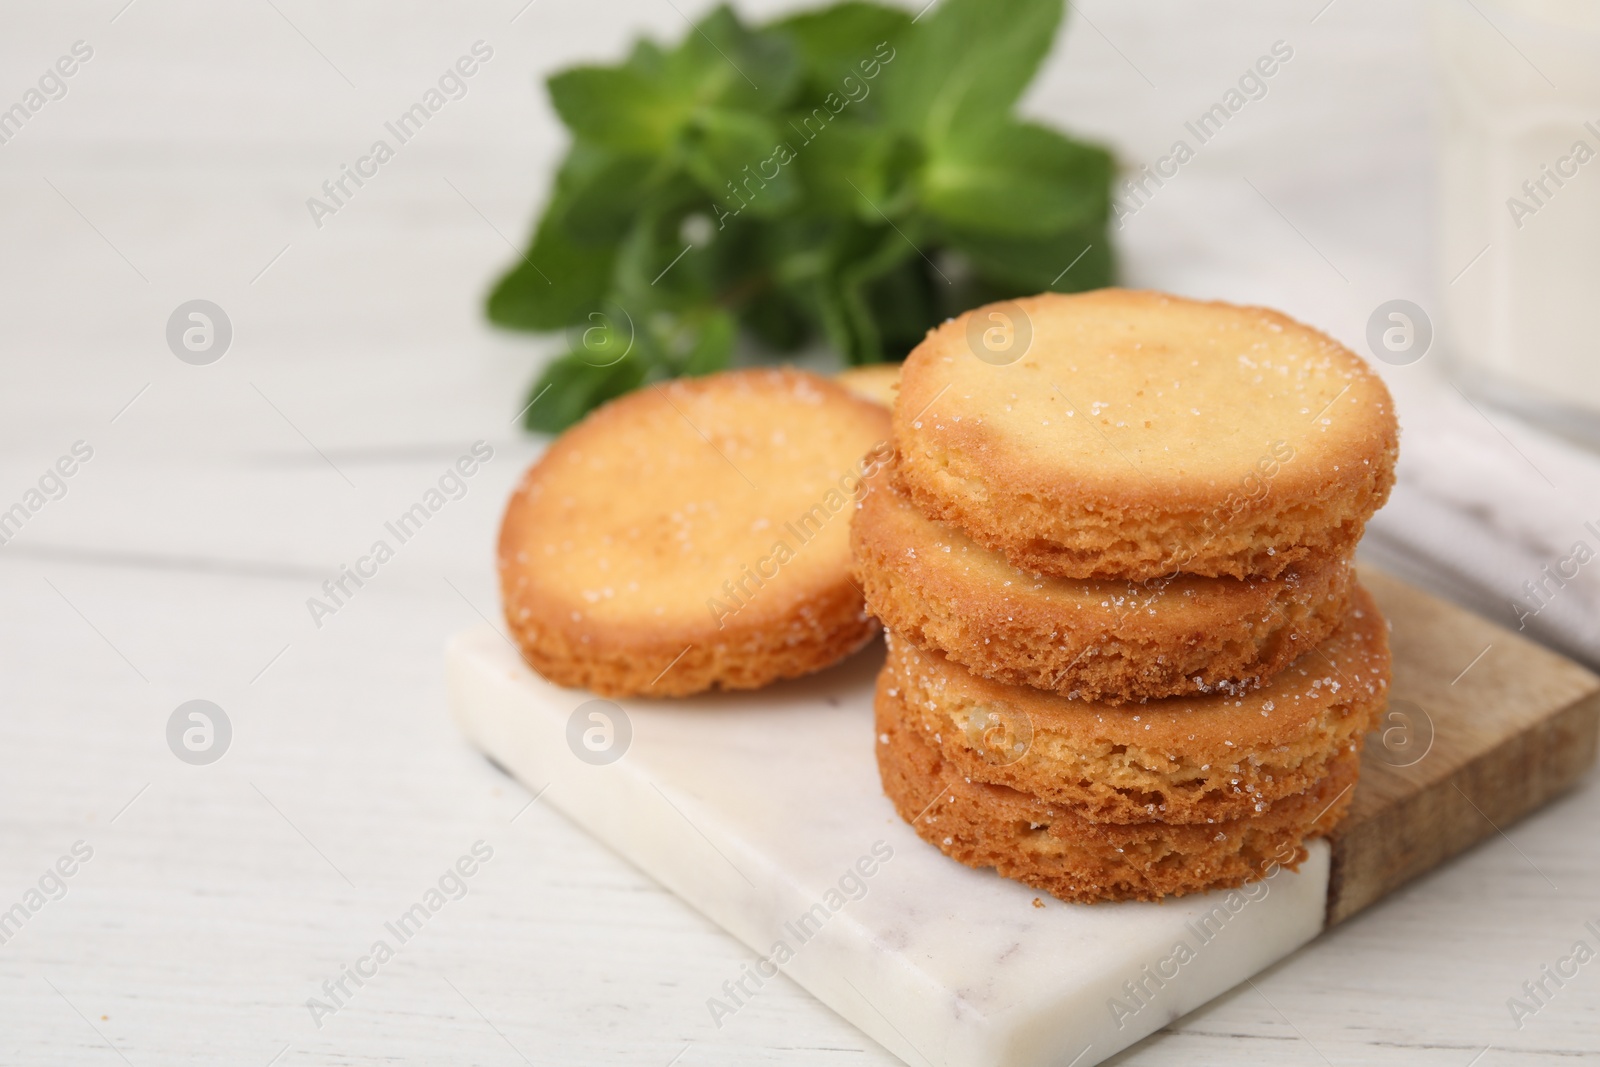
(446, 569, 1599, 1067)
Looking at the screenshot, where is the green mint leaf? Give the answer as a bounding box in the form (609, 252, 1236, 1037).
(773, 2, 910, 113)
(737, 286, 810, 351)
(803, 275, 857, 363)
(880, 0, 1063, 141)
(547, 66, 685, 153)
(684, 110, 801, 216)
(792, 118, 920, 219)
(940, 221, 1114, 294)
(556, 151, 665, 245)
(546, 8, 800, 156)
(624, 39, 668, 80)
(838, 224, 922, 363)
(487, 207, 617, 331)
(921, 121, 1113, 236)
(678, 309, 735, 376)
(494, 0, 1116, 432)
(666, 5, 801, 114)
(523, 350, 649, 433)
(858, 258, 940, 358)
(568, 299, 644, 369)
(607, 209, 714, 309)
(764, 219, 915, 365)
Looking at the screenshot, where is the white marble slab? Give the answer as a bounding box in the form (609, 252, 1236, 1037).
(447, 626, 1331, 1067)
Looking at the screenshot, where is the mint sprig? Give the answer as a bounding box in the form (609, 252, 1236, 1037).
(488, 0, 1115, 432)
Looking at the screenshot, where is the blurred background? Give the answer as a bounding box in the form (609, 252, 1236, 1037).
(2, 0, 1597, 1063)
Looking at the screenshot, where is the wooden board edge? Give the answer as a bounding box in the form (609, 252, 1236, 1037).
(1323, 689, 1600, 927)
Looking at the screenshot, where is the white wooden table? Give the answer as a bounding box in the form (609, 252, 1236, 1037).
(2, 1, 1595, 1063)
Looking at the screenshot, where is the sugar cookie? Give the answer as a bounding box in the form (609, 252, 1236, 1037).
(876, 670, 1360, 903)
(499, 368, 891, 696)
(893, 289, 1399, 580)
(881, 581, 1387, 825)
(853, 468, 1356, 702)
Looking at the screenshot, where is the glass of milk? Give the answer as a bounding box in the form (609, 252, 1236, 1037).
(1434, 0, 1600, 444)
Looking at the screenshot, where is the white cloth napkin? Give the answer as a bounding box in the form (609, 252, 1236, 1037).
(1361, 379, 1600, 670)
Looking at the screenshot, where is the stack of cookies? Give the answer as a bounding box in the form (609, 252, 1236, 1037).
(852, 289, 1400, 903)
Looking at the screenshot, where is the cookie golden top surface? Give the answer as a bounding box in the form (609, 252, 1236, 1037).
(895, 289, 1397, 509)
(499, 369, 890, 638)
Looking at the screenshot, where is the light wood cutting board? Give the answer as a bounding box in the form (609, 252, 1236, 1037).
(1328, 568, 1599, 924)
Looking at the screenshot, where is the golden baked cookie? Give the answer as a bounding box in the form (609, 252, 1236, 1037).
(880, 581, 1388, 824)
(876, 670, 1360, 903)
(835, 362, 902, 408)
(893, 289, 1399, 580)
(853, 467, 1356, 702)
(499, 368, 892, 697)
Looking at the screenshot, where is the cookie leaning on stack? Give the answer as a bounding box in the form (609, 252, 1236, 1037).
(854, 289, 1400, 903)
(500, 368, 891, 697)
